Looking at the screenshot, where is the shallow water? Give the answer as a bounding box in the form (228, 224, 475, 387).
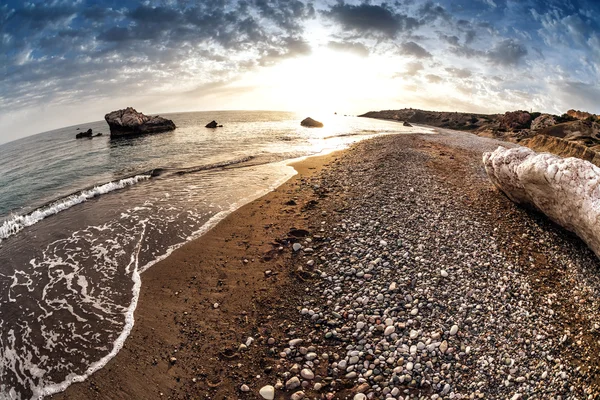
(0, 111, 433, 398)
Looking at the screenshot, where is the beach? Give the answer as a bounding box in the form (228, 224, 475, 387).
(53, 130, 600, 400)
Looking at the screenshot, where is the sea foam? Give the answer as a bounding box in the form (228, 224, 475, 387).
(0, 175, 150, 242)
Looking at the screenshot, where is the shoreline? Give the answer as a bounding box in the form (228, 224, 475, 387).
(53, 148, 345, 399)
(53, 129, 600, 399)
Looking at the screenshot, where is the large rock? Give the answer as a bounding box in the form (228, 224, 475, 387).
(530, 114, 556, 131)
(300, 117, 324, 128)
(498, 111, 531, 131)
(483, 146, 600, 258)
(105, 107, 176, 137)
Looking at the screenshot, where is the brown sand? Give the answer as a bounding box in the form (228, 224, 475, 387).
(53, 151, 341, 400)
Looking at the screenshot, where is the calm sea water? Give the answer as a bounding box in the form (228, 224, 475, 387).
(0, 110, 432, 399)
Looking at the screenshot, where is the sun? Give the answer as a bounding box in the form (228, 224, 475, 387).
(241, 47, 401, 116)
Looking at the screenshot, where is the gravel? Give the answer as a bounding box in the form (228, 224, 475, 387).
(255, 131, 600, 399)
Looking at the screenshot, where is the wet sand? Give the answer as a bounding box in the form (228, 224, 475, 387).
(53, 151, 342, 400)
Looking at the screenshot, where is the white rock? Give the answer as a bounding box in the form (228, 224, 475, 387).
(450, 324, 459, 335)
(285, 376, 301, 390)
(300, 368, 314, 380)
(289, 338, 303, 347)
(259, 385, 275, 399)
(293, 243, 302, 252)
(384, 326, 395, 336)
(240, 384, 250, 392)
(483, 146, 600, 259)
(440, 269, 448, 277)
(354, 394, 367, 400)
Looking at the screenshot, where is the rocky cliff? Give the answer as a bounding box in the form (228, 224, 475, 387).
(105, 107, 176, 137)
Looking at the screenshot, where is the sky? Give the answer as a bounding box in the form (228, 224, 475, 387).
(1, 0, 599, 143)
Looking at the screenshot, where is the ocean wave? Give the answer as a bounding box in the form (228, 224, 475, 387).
(0, 175, 151, 242)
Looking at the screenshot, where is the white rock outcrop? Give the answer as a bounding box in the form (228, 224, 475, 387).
(483, 146, 600, 258)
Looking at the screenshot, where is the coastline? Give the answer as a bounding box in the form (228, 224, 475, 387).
(53, 129, 600, 399)
(52, 149, 344, 399)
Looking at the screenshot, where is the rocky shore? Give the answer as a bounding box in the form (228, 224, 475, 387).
(54, 130, 600, 400)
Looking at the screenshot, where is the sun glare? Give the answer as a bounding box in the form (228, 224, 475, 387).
(245, 48, 399, 115)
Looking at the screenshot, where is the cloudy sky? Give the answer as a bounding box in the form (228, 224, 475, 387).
(1, 0, 599, 143)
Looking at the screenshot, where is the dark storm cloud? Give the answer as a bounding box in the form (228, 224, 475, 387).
(323, 2, 420, 38)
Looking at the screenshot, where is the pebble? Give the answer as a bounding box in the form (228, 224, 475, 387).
(259, 385, 275, 400)
(300, 368, 314, 380)
(292, 243, 302, 252)
(285, 376, 301, 390)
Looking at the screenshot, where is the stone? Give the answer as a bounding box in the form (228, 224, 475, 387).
(483, 146, 600, 259)
(440, 269, 448, 277)
(240, 384, 250, 392)
(205, 120, 223, 128)
(498, 110, 531, 131)
(384, 326, 395, 336)
(75, 128, 93, 139)
(104, 107, 176, 137)
(403, 121, 413, 127)
(450, 325, 459, 335)
(286, 376, 301, 390)
(293, 243, 302, 252)
(354, 394, 367, 400)
(440, 340, 448, 353)
(291, 391, 305, 400)
(259, 385, 275, 399)
(300, 117, 324, 128)
(300, 368, 314, 379)
(530, 114, 556, 131)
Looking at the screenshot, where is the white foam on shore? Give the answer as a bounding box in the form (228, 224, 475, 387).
(30, 165, 298, 400)
(0, 175, 151, 243)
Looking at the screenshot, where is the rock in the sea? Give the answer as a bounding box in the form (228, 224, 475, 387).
(403, 121, 413, 127)
(76, 128, 93, 139)
(301, 117, 324, 128)
(483, 146, 600, 259)
(104, 107, 176, 137)
(205, 120, 223, 128)
(530, 114, 556, 131)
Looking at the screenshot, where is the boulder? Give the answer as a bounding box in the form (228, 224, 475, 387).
(76, 128, 93, 139)
(403, 121, 413, 127)
(498, 111, 531, 131)
(104, 107, 176, 137)
(530, 114, 556, 131)
(205, 120, 223, 128)
(301, 117, 324, 128)
(483, 146, 600, 259)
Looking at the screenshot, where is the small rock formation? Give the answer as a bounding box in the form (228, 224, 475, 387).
(76, 129, 93, 139)
(483, 146, 600, 259)
(403, 121, 413, 127)
(300, 117, 324, 128)
(205, 120, 223, 128)
(567, 109, 598, 121)
(530, 114, 556, 131)
(498, 111, 532, 131)
(104, 107, 176, 137)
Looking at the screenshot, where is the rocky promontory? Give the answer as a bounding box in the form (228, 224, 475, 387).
(105, 107, 176, 137)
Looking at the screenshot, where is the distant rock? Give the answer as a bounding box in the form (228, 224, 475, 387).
(76, 129, 93, 139)
(498, 111, 531, 131)
(530, 114, 556, 131)
(104, 107, 176, 137)
(567, 109, 598, 121)
(301, 117, 323, 128)
(205, 120, 223, 128)
(94, 133, 103, 137)
(403, 121, 413, 127)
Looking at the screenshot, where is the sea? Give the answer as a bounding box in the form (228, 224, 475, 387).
(0, 110, 432, 399)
